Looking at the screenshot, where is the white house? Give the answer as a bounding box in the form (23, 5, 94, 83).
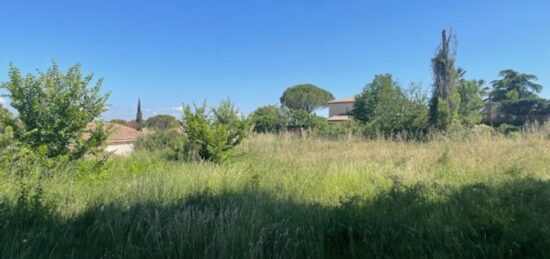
(327, 97, 354, 122)
(87, 123, 145, 155)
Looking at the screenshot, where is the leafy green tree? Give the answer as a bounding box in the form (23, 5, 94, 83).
(181, 99, 248, 163)
(145, 114, 180, 130)
(352, 74, 403, 123)
(488, 70, 543, 101)
(0, 62, 109, 159)
(352, 74, 428, 137)
(288, 109, 328, 130)
(136, 98, 143, 131)
(250, 105, 288, 133)
(429, 29, 461, 131)
(457, 79, 485, 126)
(280, 84, 334, 113)
(211, 99, 243, 125)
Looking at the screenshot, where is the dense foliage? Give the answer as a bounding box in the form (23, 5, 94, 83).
(145, 114, 180, 130)
(0, 106, 16, 167)
(429, 29, 461, 131)
(181, 100, 248, 162)
(0, 62, 109, 160)
(485, 99, 550, 126)
(498, 99, 550, 115)
(0, 104, 13, 133)
(457, 79, 485, 126)
(287, 109, 328, 129)
(249, 105, 288, 133)
(280, 84, 334, 113)
(134, 130, 187, 152)
(352, 74, 428, 137)
(489, 70, 543, 101)
(313, 120, 363, 139)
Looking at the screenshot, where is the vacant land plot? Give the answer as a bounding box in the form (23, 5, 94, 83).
(1, 133, 550, 258)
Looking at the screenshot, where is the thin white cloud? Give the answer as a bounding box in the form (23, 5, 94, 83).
(0, 96, 4, 105)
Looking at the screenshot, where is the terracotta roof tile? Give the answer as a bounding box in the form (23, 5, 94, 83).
(87, 123, 144, 144)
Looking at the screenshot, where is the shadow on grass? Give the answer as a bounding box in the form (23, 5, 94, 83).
(1, 177, 550, 258)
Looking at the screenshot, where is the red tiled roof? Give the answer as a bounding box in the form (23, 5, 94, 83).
(106, 124, 143, 143)
(87, 123, 144, 144)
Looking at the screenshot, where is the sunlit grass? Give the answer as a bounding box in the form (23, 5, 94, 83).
(1, 131, 550, 258)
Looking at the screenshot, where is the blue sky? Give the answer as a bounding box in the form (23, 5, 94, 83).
(1, 0, 549, 120)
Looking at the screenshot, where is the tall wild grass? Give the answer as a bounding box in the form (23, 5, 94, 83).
(1, 127, 550, 258)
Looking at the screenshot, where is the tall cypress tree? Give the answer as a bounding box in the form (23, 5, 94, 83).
(136, 98, 143, 131)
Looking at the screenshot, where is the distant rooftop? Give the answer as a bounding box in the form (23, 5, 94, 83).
(328, 97, 355, 104)
(87, 123, 144, 144)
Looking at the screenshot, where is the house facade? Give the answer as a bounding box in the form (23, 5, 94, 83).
(104, 123, 144, 155)
(327, 97, 354, 122)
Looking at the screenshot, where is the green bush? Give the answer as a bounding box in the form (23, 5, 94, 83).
(180, 100, 248, 163)
(0, 62, 109, 160)
(250, 105, 288, 133)
(483, 99, 550, 127)
(457, 79, 485, 127)
(0, 104, 14, 134)
(499, 99, 550, 116)
(134, 131, 187, 153)
(0, 133, 110, 179)
(313, 121, 364, 139)
(288, 109, 328, 130)
(144, 114, 181, 130)
(352, 74, 428, 138)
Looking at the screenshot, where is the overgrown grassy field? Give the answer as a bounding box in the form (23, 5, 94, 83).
(1, 132, 550, 258)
